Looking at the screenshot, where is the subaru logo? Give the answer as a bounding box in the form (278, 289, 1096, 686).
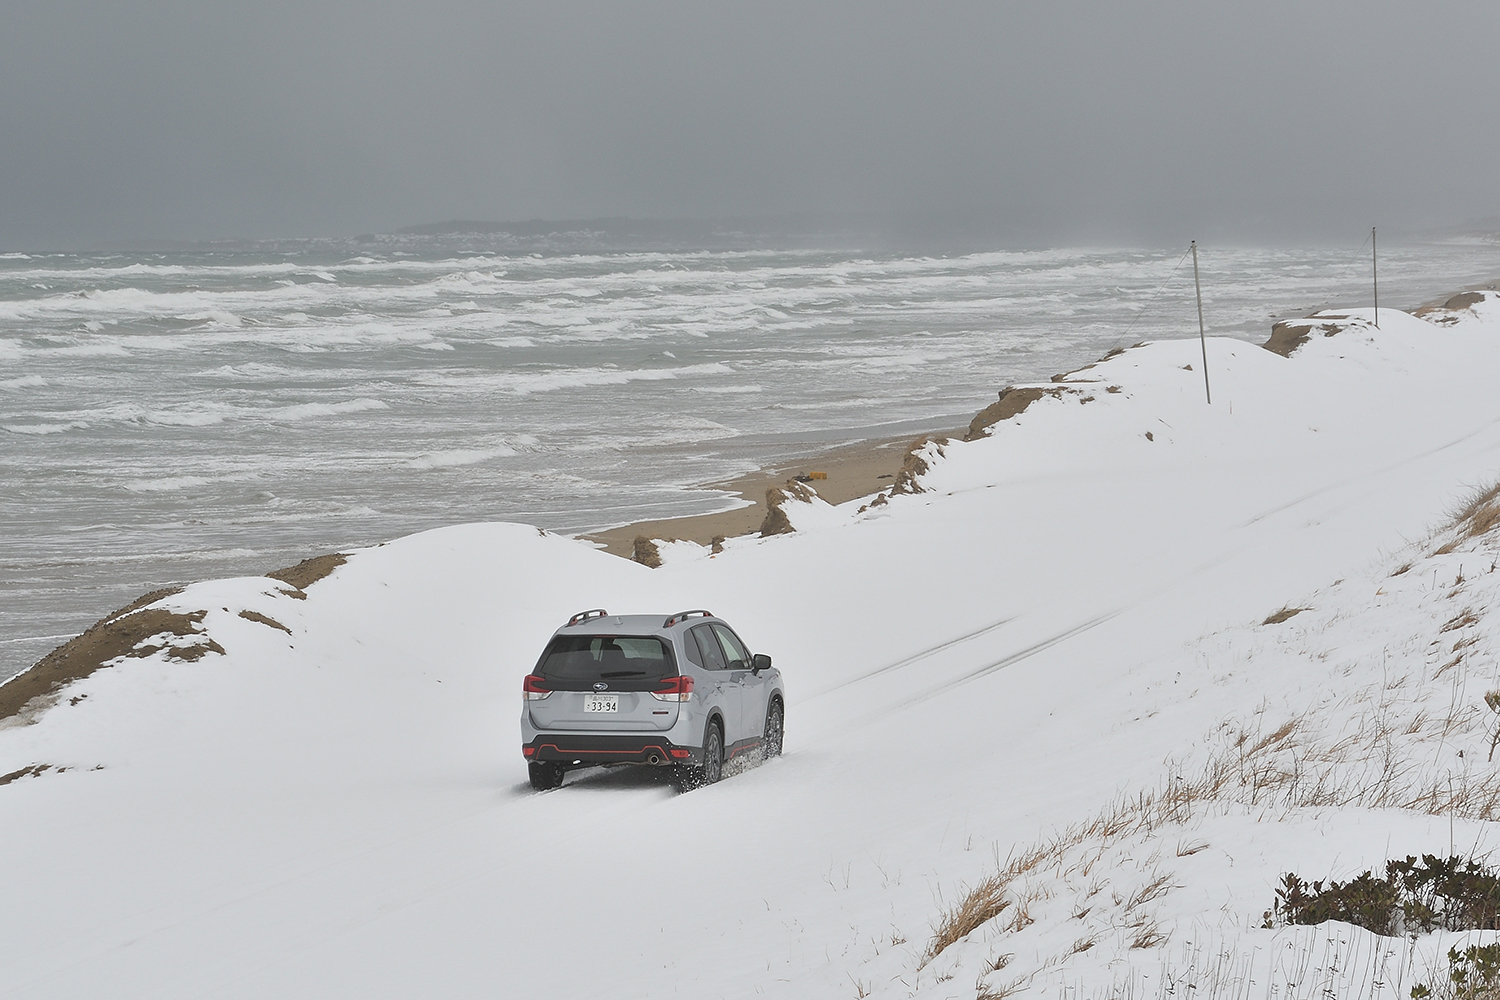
(593, 682, 608, 691)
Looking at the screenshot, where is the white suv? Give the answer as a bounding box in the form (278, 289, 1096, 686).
(520, 609, 785, 790)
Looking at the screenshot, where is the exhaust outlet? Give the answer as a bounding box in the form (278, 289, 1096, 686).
(647, 753, 662, 765)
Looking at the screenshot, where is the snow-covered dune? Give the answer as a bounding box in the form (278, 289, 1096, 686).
(3, 295, 1500, 999)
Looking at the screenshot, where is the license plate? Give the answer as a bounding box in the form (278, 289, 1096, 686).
(584, 693, 619, 713)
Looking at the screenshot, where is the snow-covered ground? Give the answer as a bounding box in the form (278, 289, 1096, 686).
(3, 295, 1500, 1000)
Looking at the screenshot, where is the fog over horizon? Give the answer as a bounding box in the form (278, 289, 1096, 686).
(3, 1, 1498, 251)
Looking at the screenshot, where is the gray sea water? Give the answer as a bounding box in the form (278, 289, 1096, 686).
(3, 237, 1497, 681)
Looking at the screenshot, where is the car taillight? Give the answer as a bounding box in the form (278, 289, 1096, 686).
(523, 674, 552, 701)
(650, 675, 694, 702)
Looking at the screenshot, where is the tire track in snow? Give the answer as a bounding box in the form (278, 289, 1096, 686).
(1238, 415, 1500, 529)
(814, 610, 1125, 737)
(899, 609, 1124, 709)
(827, 549, 1238, 731)
(812, 614, 1019, 697)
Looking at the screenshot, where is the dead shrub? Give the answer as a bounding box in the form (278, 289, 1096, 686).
(1442, 609, 1481, 633)
(924, 879, 1013, 965)
(1130, 920, 1168, 949)
(1439, 481, 1500, 544)
(1263, 606, 1308, 625)
(975, 978, 1024, 1000)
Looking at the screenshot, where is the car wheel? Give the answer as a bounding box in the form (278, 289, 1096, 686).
(763, 698, 784, 759)
(701, 723, 724, 785)
(679, 722, 724, 790)
(528, 760, 565, 791)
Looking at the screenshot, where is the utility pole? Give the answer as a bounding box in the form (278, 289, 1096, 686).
(1191, 241, 1211, 405)
(1372, 226, 1379, 328)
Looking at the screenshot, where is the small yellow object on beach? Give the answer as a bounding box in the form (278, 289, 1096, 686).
(808, 471, 827, 480)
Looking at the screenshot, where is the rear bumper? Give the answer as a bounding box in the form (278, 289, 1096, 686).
(523, 734, 701, 767)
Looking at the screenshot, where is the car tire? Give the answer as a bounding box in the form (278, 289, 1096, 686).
(763, 698, 784, 759)
(528, 760, 565, 791)
(679, 722, 724, 790)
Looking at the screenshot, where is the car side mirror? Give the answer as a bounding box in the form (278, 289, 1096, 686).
(752, 653, 772, 674)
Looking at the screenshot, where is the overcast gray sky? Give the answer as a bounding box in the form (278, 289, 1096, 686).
(3, 1, 1497, 248)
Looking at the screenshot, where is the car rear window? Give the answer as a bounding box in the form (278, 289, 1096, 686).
(536, 635, 676, 682)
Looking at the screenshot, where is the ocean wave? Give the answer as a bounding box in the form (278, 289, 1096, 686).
(407, 446, 518, 470)
(268, 398, 389, 421)
(203, 363, 299, 379)
(34, 342, 131, 357)
(177, 309, 244, 328)
(0, 375, 45, 389)
(123, 475, 214, 493)
(2, 421, 88, 434)
(501, 362, 735, 395)
(143, 408, 229, 427)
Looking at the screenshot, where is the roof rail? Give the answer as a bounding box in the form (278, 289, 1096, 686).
(566, 608, 609, 627)
(663, 609, 713, 628)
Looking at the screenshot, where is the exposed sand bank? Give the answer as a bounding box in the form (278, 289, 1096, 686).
(0, 555, 345, 725)
(579, 431, 958, 557)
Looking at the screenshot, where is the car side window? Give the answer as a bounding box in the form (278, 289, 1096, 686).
(681, 629, 703, 668)
(691, 625, 728, 671)
(711, 625, 750, 671)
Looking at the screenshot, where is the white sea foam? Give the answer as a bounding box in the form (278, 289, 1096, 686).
(35, 342, 131, 357)
(124, 476, 214, 493)
(408, 446, 518, 470)
(205, 363, 298, 378)
(2, 421, 87, 434)
(178, 310, 243, 328)
(268, 398, 389, 421)
(143, 408, 229, 427)
(501, 362, 735, 395)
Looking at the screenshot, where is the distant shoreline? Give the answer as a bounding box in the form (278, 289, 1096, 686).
(579, 275, 1500, 561)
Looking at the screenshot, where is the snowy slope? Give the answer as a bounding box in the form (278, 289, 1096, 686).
(3, 295, 1500, 1000)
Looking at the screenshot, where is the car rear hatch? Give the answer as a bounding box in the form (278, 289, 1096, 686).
(525, 633, 683, 731)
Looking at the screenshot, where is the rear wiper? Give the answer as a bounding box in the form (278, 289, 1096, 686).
(600, 670, 647, 678)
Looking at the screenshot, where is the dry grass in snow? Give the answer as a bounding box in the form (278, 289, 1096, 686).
(887, 479, 1500, 1000)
